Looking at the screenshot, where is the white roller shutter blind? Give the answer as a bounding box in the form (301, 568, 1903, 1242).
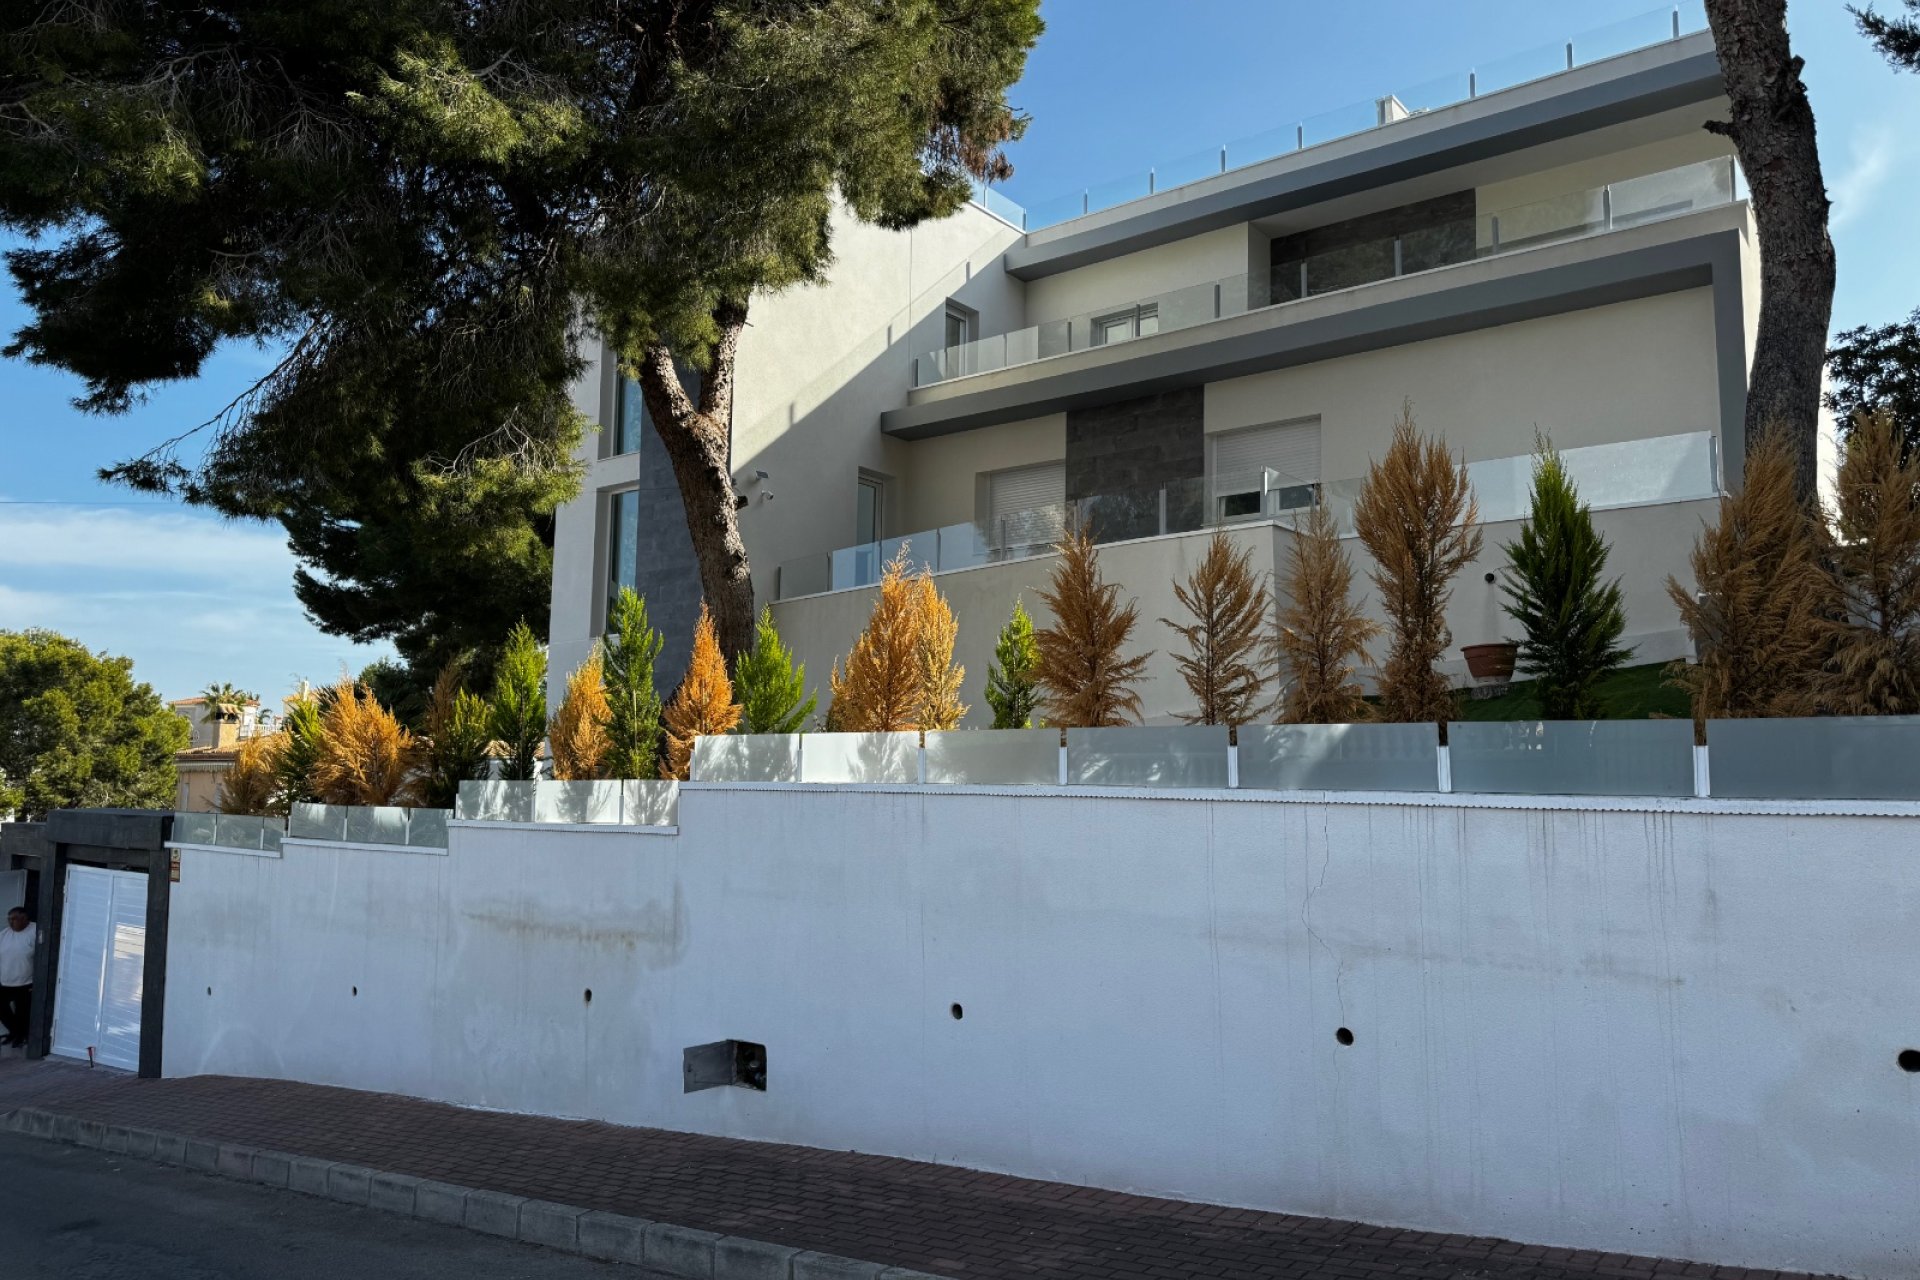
(1211, 419, 1322, 485)
(988, 462, 1066, 548)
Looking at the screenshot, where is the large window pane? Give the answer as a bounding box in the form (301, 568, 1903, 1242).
(608, 489, 639, 619)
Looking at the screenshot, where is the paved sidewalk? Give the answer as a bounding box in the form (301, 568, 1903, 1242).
(0, 1056, 1822, 1280)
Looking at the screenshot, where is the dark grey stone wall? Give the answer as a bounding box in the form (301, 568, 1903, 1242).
(1064, 388, 1205, 540)
(1270, 190, 1476, 300)
(626, 408, 703, 696)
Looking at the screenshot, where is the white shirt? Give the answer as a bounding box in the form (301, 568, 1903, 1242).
(0, 923, 34, 987)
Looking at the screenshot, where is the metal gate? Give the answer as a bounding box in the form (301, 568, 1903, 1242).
(50, 864, 146, 1071)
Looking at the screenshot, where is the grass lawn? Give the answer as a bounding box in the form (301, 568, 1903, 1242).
(1451, 660, 1691, 721)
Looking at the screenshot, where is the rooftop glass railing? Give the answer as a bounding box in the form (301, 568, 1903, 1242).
(774, 432, 1719, 602)
(919, 157, 1739, 388)
(1000, 3, 1708, 233)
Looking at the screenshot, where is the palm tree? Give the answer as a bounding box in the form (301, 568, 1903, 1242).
(199, 682, 256, 724)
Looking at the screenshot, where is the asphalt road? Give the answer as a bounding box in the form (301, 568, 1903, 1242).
(0, 1132, 657, 1279)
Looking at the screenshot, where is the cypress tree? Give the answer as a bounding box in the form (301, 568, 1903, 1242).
(603, 588, 666, 779)
(734, 607, 817, 735)
(1500, 443, 1631, 719)
(985, 601, 1042, 729)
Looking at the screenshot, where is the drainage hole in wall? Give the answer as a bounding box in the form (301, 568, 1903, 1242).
(950, 1003, 964, 1021)
(1899, 1049, 1920, 1073)
(206, 987, 212, 996)
(351, 986, 358, 997)
(1483, 572, 1496, 584)
(1335, 1027, 1354, 1046)
(584, 988, 593, 1004)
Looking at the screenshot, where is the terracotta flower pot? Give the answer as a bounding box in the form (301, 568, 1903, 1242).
(1461, 641, 1519, 681)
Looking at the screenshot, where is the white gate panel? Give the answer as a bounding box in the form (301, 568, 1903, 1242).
(51, 865, 146, 1072)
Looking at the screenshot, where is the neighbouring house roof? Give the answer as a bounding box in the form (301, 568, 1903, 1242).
(175, 746, 241, 767)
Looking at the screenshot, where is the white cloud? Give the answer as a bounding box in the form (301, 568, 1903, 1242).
(0, 504, 390, 701)
(1830, 125, 1899, 230)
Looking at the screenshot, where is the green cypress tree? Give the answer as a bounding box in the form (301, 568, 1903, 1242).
(985, 600, 1042, 729)
(733, 607, 817, 735)
(275, 689, 326, 807)
(488, 620, 548, 780)
(603, 588, 665, 778)
(1500, 443, 1633, 719)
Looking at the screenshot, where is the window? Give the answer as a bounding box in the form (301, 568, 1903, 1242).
(607, 488, 639, 621)
(612, 366, 702, 457)
(1092, 304, 1158, 346)
(985, 461, 1066, 550)
(856, 473, 885, 545)
(1209, 418, 1322, 521)
(944, 301, 976, 351)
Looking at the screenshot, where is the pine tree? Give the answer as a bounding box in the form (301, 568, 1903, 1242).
(1817, 409, 1920, 714)
(1666, 428, 1834, 719)
(603, 587, 666, 779)
(1500, 442, 1632, 719)
(488, 620, 548, 781)
(549, 651, 613, 780)
(1273, 504, 1381, 723)
(829, 546, 938, 732)
(420, 660, 491, 809)
(734, 606, 818, 734)
(1035, 526, 1151, 727)
(985, 600, 1042, 729)
(1352, 403, 1483, 726)
(1162, 532, 1270, 726)
(661, 604, 743, 780)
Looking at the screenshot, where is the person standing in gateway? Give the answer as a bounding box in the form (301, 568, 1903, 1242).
(0, 907, 36, 1048)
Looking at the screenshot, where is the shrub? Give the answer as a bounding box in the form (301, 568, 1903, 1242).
(274, 687, 326, 806)
(1352, 403, 1482, 725)
(420, 661, 492, 809)
(311, 679, 421, 806)
(1035, 525, 1151, 727)
(217, 731, 286, 815)
(828, 545, 965, 731)
(985, 600, 1041, 729)
(1817, 409, 1920, 714)
(603, 587, 665, 778)
(1666, 428, 1833, 720)
(1273, 504, 1380, 723)
(661, 603, 743, 779)
(1162, 531, 1270, 726)
(1500, 441, 1632, 719)
(549, 651, 613, 780)
(488, 620, 548, 781)
(735, 606, 817, 734)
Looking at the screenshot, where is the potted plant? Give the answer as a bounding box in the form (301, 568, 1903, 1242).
(1460, 641, 1519, 681)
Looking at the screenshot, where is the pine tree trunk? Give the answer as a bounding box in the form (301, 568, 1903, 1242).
(634, 302, 757, 664)
(1703, 0, 1835, 500)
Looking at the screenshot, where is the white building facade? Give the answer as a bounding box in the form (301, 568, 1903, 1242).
(548, 23, 1756, 719)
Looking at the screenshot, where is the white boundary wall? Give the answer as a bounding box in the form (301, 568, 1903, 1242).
(163, 785, 1920, 1278)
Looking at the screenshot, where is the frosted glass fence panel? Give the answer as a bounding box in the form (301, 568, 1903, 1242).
(690, 734, 801, 783)
(405, 808, 449, 848)
(1611, 158, 1735, 227)
(1708, 717, 1920, 800)
(924, 730, 1062, 786)
(289, 804, 349, 841)
(214, 813, 275, 851)
(173, 812, 217, 846)
(622, 780, 680, 826)
(1237, 723, 1441, 792)
(1067, 726, 1230, 789)
(456, 781, 535, 823)
(345, 805, 410, 846)
(1468, 432, 1718, 524)
(799, 732, 920, 784)
(534, 780, 624, 825)
(1449, 721, 1695, 797)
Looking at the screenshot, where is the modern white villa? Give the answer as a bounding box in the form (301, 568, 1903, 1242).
(548, 11, 1752, 722)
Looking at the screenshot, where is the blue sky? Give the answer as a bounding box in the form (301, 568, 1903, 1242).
(2, 0, 1916, 704)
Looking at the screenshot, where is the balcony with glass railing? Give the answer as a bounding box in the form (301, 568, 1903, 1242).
(774, 431, 1719, 601)
(974, 3, 1710, 236)
(917, 157, 1741, 389)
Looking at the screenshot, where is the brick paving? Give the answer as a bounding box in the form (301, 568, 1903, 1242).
(0, 1054, 1827, 1280)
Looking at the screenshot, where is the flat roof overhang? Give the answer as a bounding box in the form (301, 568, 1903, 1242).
(883, 205, 1754, 482)
(1004, 32, 1723, 281)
